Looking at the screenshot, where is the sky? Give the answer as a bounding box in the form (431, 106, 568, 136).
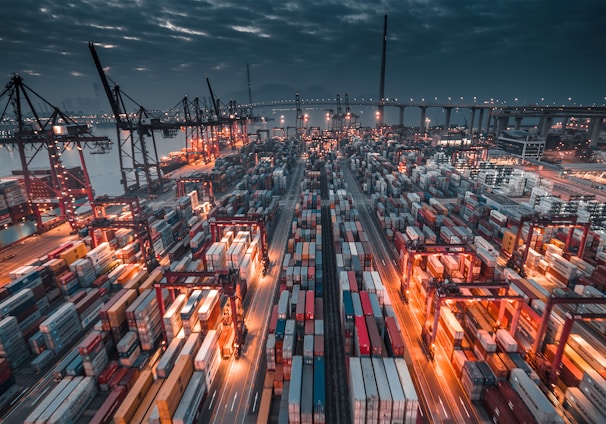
(1, 0, 605, 126)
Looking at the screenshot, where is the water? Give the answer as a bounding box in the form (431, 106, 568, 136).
(0, 125, 189, 197)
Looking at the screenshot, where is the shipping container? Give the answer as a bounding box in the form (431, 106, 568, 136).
(172, 370, 208, 424)
(384, 316, 405, 357)
(509, 368, 563, 424)
(394, 357, 419, 424)
(155, 354, 193, 422)
(288, 356, 303, 424)
(24, 377, 76, 424)
(89, 386, 126, 424)
(313, 356, 326, 423)
(349, 357, 366, 424)
(113, 369, 154, 424)
(564, 386, 606, 424)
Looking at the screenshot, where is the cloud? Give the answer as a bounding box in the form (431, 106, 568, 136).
(0, 0, 603, 112)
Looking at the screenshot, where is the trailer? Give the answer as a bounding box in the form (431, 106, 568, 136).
(509, 368, 563, 423)
(394, 357, 419, 424)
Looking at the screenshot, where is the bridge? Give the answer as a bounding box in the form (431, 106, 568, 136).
(247, 98, 606, 145)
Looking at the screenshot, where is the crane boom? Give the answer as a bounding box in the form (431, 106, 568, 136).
(206, 77, 221, 119)
(88, 42, 122, 124)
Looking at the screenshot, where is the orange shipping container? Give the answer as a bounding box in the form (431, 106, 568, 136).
(129, 379, 164, 424)
(155, 354, 193, 422)
(107, 289, 138, 328)
(113, 369, 154, 424)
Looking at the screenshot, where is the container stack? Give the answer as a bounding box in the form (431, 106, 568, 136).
(78, 330, 108, 377)
(102, 288, 138, 343)
(116, 330, 140, 367)
(0, 316, 29, 368)
(39, 302, 81, 352)
(86, 242, 114, 275)
(172, 370, 207, 424)
(128, 290, 164, 351)
(156, 337, 185, 379)
(57, 271, 81, 297)
(198, 289, 221, 336)
(194, 329, 220, 388)
(163, 293, 187, 343)
(69, 258, 96, 287)
(205, 242, 227, 271)
(181, 289, 204, 335)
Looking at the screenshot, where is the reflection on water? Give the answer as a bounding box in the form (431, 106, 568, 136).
(0, 126, 188, 197)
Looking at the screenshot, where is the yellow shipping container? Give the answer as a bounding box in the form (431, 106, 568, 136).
(501, 229, 519, 255)
(129, 378, 164, 424)
(113, 369, 154, 424)
(123, 269, 149, 291)
(155, 354, 193, 422)
(138, 267, 164, 293)
(107, 289, 138, 328)
(58, 241, 87, 266)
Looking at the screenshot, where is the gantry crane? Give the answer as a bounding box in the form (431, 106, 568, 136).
(401, 242, 476, 299)
(0, 74, 112, 232)
(175, 173, 214, 206)
(209, 215, 269, 273)
(88, 195, 158, 269)
(159, 268, 247, 355)
(421, 280, 524, 359)
(506, 214, 590, 277)
(525, 295, 606, 385)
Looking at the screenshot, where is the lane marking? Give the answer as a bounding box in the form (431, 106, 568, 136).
(209, 390, 217, 410)
(231, 391, 238, 412)
(32, 386, 50, 405)
(10, 387, 28, 406)
(459, 396, 470, 417)
(252, 392, 259, 413)
(439, 396, 448, 417)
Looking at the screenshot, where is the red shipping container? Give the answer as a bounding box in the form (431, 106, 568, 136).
(354, 316, 370, 357)
(483, 386, 518, 424)
(98, 361, 119, 386)
(314, 335, 324, 357)
(314, 298, 324, 321)
(365, 315, 382, 357)
(79, 331, 103, 356)
(118, 367, 140, 391)
(305, 290, 315, 320)
(90, 385, 127, 424)
(304, 320, 314, 336)
(268, 305, 278, 334)
(359, 291, 373, 317)
(108, 367, 128, 391)
(384, 316, 405, 357)
(495, 380, 537, 424)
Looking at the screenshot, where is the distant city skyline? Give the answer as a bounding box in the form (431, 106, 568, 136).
(2, 0, 605, 121)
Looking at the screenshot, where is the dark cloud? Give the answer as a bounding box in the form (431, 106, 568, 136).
(1, 0, 604, 121)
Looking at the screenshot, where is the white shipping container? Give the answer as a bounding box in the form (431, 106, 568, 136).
(349, 357, 366, 424)
(172, 371, 207, 424)
(394, 358, 419, 424)
(24, 377, 75, 424)
(47, 376, 96, 424)
(495, 329, 518, 353)
(372, 357, 392, 424)
(289, 356, 303, 424)
(510, 368, 563, 424)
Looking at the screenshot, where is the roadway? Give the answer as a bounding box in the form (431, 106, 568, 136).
(199, 156, 305, 424)
(340, 158, 488, 424)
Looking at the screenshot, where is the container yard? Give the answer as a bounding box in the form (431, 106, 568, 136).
(2, 124, 606, 424)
